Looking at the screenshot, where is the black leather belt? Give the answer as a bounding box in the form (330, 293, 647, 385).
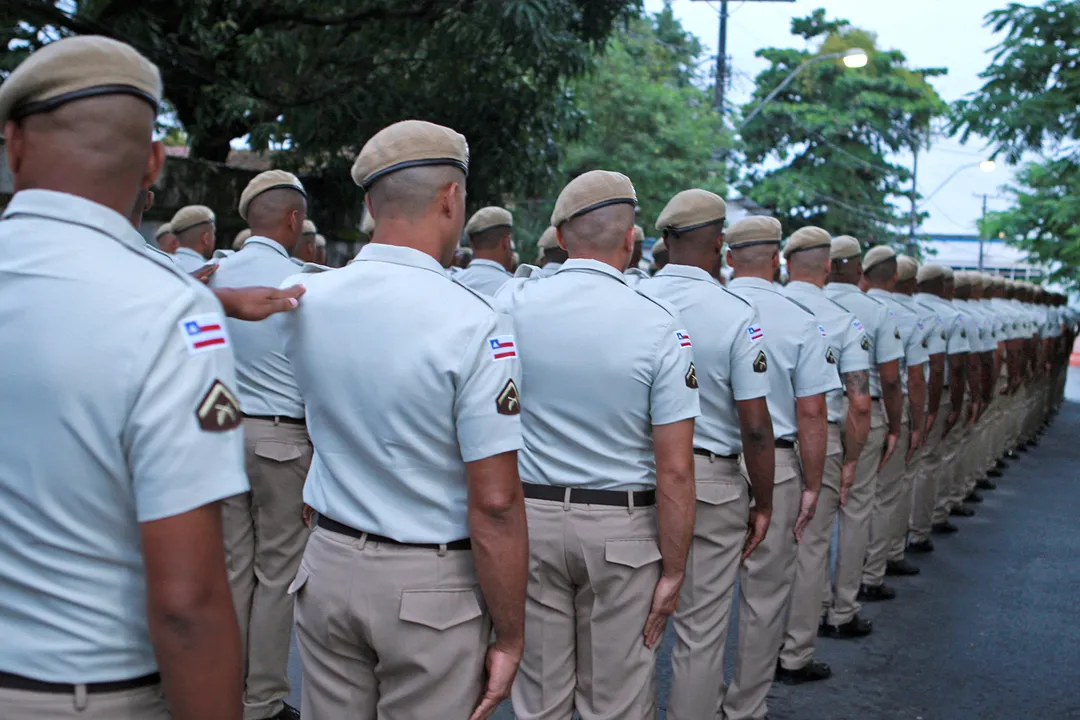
(242, 413, 305, 426)
(316, 515, 471, 550)
(522, 482, 655, 507)
(693, 448, 739, 460)
(0, 671, 160, 694)
(775, 439, 796, 449)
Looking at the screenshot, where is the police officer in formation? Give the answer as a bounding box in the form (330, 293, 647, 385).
(2, 33, 1078, 720)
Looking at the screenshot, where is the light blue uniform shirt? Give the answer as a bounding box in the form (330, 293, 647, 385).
(825, 282, 905, 398)
(641, 264, 770, 456)
(495, 259, 700, 490)
(280, 243, 522, 543)
(784, 281, 870, 424)
(456, 257, 513, 296)
(537, 261, 563, 278)
(173, 245, 208, 273)
(210, 237, 304, 418)
(729, 277, 840, 444)
(0, 190, 247, 683)
(869, 289, 929, 394)
(915, 292, 969, 387)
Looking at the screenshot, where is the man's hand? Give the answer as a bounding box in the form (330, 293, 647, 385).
(878, 431, 899, 471)
(643, 572, 683, 649)
(216, 285, 305, 321)
(906, 428, 923, 464)
(924, 412, 937, 438)
(839, 461, 857, 508)
(301, 504, 314, 527)
(468, 644, 522, 720)
(191, 263, 217, 284)
(742, 507, 771, 561)
(793, 488, 819, 543)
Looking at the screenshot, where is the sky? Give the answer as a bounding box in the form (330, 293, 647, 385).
(643, 0, 1016, 236)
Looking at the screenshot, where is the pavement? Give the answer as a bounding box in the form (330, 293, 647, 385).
(288, 368, 1080, 719)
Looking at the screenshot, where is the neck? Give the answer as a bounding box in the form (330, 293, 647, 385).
(668, 249, 718, 275)
(788, 271, 823, 289)
(867, 282, 893, 292)
(371, 218, 450, 266)
(17, 174, 142, 222)
(570, 248, 628, 272)
(732, 266, 773, 282)
(250, 227, 298, 253)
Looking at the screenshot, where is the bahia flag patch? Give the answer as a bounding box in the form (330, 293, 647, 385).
(488, 335, 517, 361)
(676, 330, 693, 348)
(747, 325, 764, 342)
(179, 313, 229, 355)
(852, 319, 865, 333)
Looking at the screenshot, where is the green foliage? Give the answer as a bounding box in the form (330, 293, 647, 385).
(952, 0, 1080, 163)
(737, 9, 947, 246)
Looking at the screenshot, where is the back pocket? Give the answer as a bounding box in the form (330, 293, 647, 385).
(399, 589, 484, 631)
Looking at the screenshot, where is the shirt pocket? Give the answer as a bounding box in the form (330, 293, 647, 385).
(254, 439, 304, 463)
(695, 480, 742, 506)
(605, 538, 663, 569)
(399, 588, 484, 631)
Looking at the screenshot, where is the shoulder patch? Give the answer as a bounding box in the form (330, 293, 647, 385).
(676, 330, 693, 348)
(302, 262, 332, 274)
(818, 325, 828, 338)
(197, 380, 242, 432)
(685, 362, 698, 389)
(894, 328, 902, 340)
(496, 379, 520, 416)
(179, 312, 229, 355)
(747, 324, 764, 343)
(825, 346, 838, 364)
(852, 318, 865, 333)
(753, 350, 768, 374)
(861, 335, 871, 351)
(488, 335, 517, 361)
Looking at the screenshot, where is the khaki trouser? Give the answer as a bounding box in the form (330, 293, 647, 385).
(668, 456, 750, 720)
(512, 495, 662, 720)
(780, 425, 843, 670)
(862, 404, 911, 588)
(908, 400, 950, 543)
(222, 417, 312, 720)
(827, 402, 886, 626)
(0, 684, 169, 719)
(294, 527, 490, 720)
(722, 448, 801, 720)
(933, 408, 972, 523)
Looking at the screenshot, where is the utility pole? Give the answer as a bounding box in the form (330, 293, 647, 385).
(978, 193, 988, 272)
(692, 0, 795, 116)
(908, 146, 919, 256)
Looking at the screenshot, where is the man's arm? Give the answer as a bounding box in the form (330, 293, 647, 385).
(644, 418, 696, 648)
(944, 353, 967, 439)
(735, 397, 775, 559)
(794, 393, 827, 541)
(965, 352, 982, 424)
(879, 359, 903, 467)
(213, 285, 305, 321)
(466, 451, 528, 720)
(142, 504, 242, 720)
(925, 354, 945, 435)
(980, 351, 995, 407)
(840, 369, 871, 506)
(906, 364, 927, 462)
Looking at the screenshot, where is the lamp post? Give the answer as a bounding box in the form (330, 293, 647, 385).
(738, 49, 869, 131)
(907, 159, 997, 255)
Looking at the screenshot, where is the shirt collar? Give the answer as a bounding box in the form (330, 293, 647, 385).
(866, 288, 892, 300)
(555, 258, 628, 285)
(2, 189, 146, 254)
(243, 236, 290, 259)
(727, 276, 775, 291)
(468, 258, 511, 275)
(785, 280, 824, 295)
(175, 246, 204, 259)
(655, 263, 719, 285)
(356, 242, 449, 277)
(825, 281, 861, 295)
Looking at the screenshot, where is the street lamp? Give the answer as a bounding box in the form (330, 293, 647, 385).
(921, 160, 997, 207)
(738, 48, 870, 131)
(979, 159, 997, 173)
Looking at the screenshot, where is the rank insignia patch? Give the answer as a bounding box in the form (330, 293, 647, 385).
(685, 362, 698, 389)
(861, 336, 871, 351)
(825, 347, 838, 364)
(753, 351, 768, 374)
(197, 380, 242, 432)
(496, 379, 520, 416)
(894, 328, 902, 339)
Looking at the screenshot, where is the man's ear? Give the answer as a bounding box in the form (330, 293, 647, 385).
(143, 141, 165, 190)
(623, 226, 636, 253)
(725, 248, 734, 268)
(6, 121, 24, 177)
(556, 226, 567, 251)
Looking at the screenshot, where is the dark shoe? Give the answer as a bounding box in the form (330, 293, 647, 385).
(776, 657, 833, 684)
(270, 705, 301, 720)
(886, 559, 921, 576)
(1005, 450, 1019, 460)
(858, 583, 896, 602)
(986, 468, 1003, 478)
(823, 614, 874, 638)
(908, 539, 935, 553)
(996, 459, 1008, 469)
(950, 504, 976, 517)
(1028, 438, 1040, 447)
(1017, 443, 1030, 452)
(963, 491, 984, 504)
(932, 521, 959, 534)
(976, 478, 998, 490)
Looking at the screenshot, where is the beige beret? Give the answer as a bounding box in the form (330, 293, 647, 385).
(725, 216, 782, 249)
(314, 233, 326, 248)
(830, 235, 862, 260)
(464, 206, 513, 237)
(896, 255, 919, 282)
(0, 36, 161, 131)
(633, 225, 645, 244)
(954, 271, 972, 289)
(171, 205, 215, 235)
(655, 189, 726, 234)
(551, 170, 637, 227)
(360, 207, 375, 235)
(302, 219, 318, 235)
(232, 228, 252, 250)
(537, 226, 559, 250)
(862, 245, 897, 273)
(991, 275, 1006, 288)
(651, 238, 667, 255)
(916, 263, 945, 283)
(238, 170, 306, 221)
(351, 120, 469, 189)
(782, 226, 832, 259)
(154, 222, 173, 239)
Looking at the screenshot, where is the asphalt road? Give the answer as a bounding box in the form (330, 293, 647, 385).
(288, 368, 1080, 719)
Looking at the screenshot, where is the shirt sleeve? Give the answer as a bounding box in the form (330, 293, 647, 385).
(947, 312, 971, 354)
(904, 314, 931, 367)
(454, 311, 524, 463)
(650, 319, 702, 426)
(729, 308, 771, 401)
(123, 286, 249, 523)
(794, 318, 842, 398)
(922, 311, 947, 356)
(874, 306, 905, 365)
(839, 315, 871, 375)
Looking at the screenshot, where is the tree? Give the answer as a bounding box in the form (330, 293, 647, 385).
(5, 0, 639, 210)
(736, 9, 947, 246)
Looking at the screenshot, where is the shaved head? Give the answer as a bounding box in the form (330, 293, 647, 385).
(786, 246, 831, 286)
(828, 256, 862, 285)
(365, 164, 467, 267)
(729, 244, 778, 269)
(865, 258, 898, 285)
(560, 203, 636, 253)
(247, 186, 307, 254)
(368, 165, 465, 222)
